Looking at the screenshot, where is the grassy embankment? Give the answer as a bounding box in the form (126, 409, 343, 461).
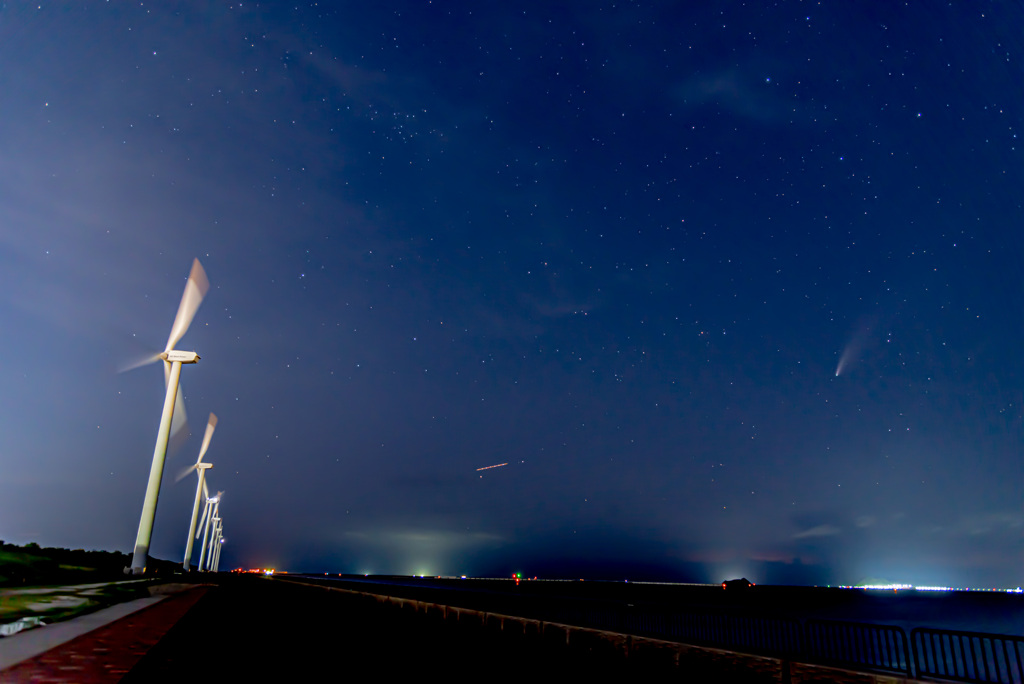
(0, 542, 181, 625)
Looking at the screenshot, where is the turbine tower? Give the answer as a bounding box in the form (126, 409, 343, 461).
(213, 526, 225, 572)
(181, 413, 217, 571)
(205, 515, 222, 572)
(199, 492, 221, 572)
(195, 482, 211, 560)
(195, 486, 212, 570)
(127, 259, 210, 575)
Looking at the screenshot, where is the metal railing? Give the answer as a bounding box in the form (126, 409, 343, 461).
(913, 628, 1024, 684)
(540, 598, 895, 674)
(546, 602, 1024, 682)
(546, 603, 1024, 681)
(807, 619, 910, 676)
(293, 577, 1024, 683)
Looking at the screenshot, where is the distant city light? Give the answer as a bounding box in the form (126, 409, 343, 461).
(839, 583, 1023, 594)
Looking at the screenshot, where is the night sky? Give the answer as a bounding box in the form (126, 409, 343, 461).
(2, 2, 1023, 587)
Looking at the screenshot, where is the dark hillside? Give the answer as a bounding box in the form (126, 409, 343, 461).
(0, 541, 178, 586)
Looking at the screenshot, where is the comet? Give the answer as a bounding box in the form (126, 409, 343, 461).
(475, 462, 508, 471)
(834, 346, 853, 377)
(835, 317, 877, 377)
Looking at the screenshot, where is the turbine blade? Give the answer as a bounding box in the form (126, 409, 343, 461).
(169, 383, 189, 443)
(197, 413, 218, 462)
(197, 501, 210, 538)
(203, 481, 209, 501)
(118, 352, 162, 374)
(164, 258, 209, 352)
(175, 463, 198, 483)
(163, 360, 190, 446)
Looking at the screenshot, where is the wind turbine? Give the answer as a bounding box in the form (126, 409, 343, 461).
(194, 485, 212, 569)
(204, 515, 222, 572)
(213, 525, 225, 572)
(199, 491, 221, 572)
(180, 413, 217, 571)
(126, 259, 210, 575)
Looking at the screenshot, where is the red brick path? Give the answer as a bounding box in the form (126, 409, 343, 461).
(0, 588, 207, 683)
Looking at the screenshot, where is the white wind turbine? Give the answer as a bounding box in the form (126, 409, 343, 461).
(180, 413, 217, 571)
(199, 491, 221, 572)
(209, 517, 223, 572)
(204, 515, 222, 572)
(126, 259, 210, 575)
(207, 516, 223, 572)
(194, 485, 213, 569)
(212, 524, 225, 572)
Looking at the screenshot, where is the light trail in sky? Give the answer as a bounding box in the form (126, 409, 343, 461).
(835, 345, 853, 377)
(475, 463, 508, 471)
(835, 318, 878, 377)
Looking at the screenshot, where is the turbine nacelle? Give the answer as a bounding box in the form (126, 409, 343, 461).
(163, 350, 201, 364)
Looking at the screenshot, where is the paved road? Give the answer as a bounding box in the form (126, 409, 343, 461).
(125, 576, 632, 681)
(1, 576, 645, 682)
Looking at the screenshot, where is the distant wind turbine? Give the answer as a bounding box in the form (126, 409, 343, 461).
(199, 491, 222, 572)
(213, 525, 225, 572)
(180, 413, 217, 571)
(205, 515, 222, 572)
(125, 259, 210, 575)
(194, 484, 212, 567)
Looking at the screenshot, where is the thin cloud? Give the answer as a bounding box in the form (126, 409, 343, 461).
(794, 524, 841, 539)
(673, 69, 787, 124)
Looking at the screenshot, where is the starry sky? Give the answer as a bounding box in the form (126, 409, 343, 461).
(2, 1, 1023, 587)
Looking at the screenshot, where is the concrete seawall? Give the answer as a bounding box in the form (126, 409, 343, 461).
(288, 578, 925, 683)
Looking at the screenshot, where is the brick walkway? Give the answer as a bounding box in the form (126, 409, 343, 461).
(0, 588, 207, 683)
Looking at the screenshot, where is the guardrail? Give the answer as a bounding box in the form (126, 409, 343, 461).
(913, 628, 1024, 684)
(546, 603, 1024, 681)
(539, 598, 905, 676)
(294, 577, 1024, 683)
(807, 619, 910, 676)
